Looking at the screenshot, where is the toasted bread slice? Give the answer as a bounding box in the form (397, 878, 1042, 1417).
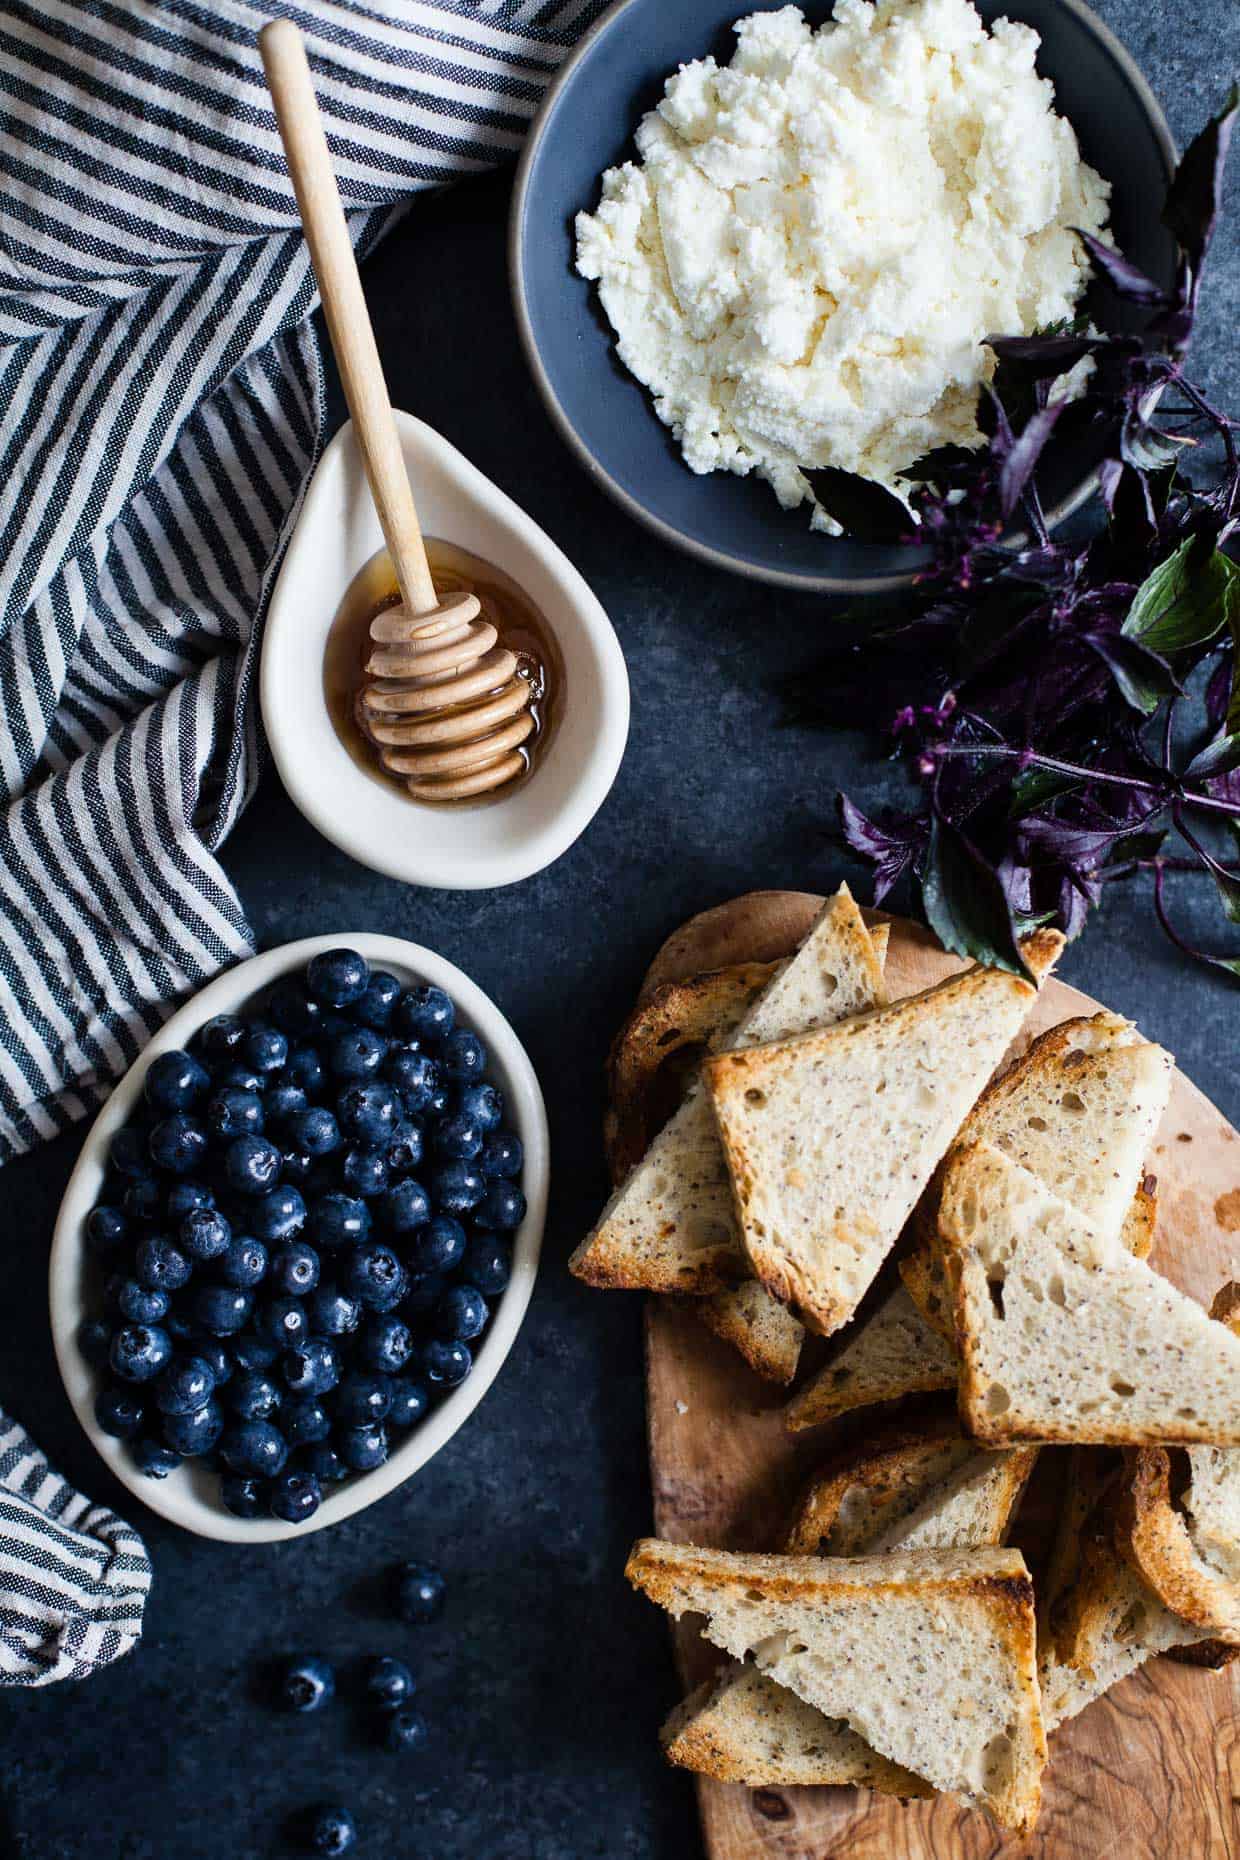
(900, 1014, 1170, 1338)
(1114, 1283, 1240, 1640)
(1038, 1450, 1208, 1729)
(629, 1540, 1046, 1830)
(693, 1280, 805, 1385)
(785, 1283, 959, 1432)
(939, 1144, 1240, 1445)
(571, 885, 886, 1297)
(705, 932, 1062, 1336)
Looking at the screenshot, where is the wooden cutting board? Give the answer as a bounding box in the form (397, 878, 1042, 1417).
(639, 891, 1240, 1860)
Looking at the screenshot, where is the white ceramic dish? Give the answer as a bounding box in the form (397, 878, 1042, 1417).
(50, 933, 548, 1544)
(261, 414, 629, 889)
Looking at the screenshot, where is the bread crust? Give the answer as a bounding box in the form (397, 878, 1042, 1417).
(783, 1412, 967, 1554)
(784, 1283, 959, 1432)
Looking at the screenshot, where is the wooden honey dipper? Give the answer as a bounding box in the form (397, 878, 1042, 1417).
(261, 20, 535, 804)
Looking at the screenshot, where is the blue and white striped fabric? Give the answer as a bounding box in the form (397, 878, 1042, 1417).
(0, 0, 608, 1684)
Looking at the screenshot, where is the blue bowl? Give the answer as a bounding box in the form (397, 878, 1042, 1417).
(510, 0, 1177, 592)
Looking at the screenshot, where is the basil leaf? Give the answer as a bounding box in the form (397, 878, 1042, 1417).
(803, 468, 911, 543)
(1122, 538, 1237, 654)
(998, 402, 1063, 519)
(1184, 733, 1240, 782)
(897, 443, 980, 484)
(1107, 828, 1169, 866)
(920, 816, 1030, 978)
(1163, 83, 1239, 270)
(1076, 230, 1171, 305)
(1084, 632, 1181, 715)
(1008, 765, 1081, 815)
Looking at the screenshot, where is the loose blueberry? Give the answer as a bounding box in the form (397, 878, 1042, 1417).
(337, 1082, 400, 1146)
(385, 1124, 424, 1176)
(86, 1205, 128, 1257)
(383, 1706, 430, 1753)
(110, 1323, 172, 1383)
(250, 1185, 307, 1246)
(477, 1180, 526, 1231)
(166, 1180, 214, 1222)
(300, 1441, 348, 1484)
(149, 1114, 208, 1176)
(311, 1191, 371, 1250)
(278, 1654, 335, 1714)
(229, 1371, 282, 1422)
(399, 1274, 444, 1319)
(270, 1240, 321, 1298)
(283, 1337, 340, 1399)
(194, 1340, 233, 1387)
(117, 1279, 170, 1325)
(145, 1049, 210, 1114)
(434, 1285, 488, 1343)
(218, 1064, 265, 1096)
(395, 1560, 446, 1624)
(217, 1236, 269, 1289)
(458, 1082, 503, 1133)
(165, 1307, 195, 1343)
(329, 1026, 387, 1082)
(303, 1804, 357, 1857)
(243, 1025, 288, 1076)
(110, 1126, 152, 1178)
(196, 1014, 246, 1064)
(383, 1047, 439, 1114)
(387, 1381, 429, 1430)
(363, 1653, 415, 1712)
(343, 1243, 406, 1312)
(460, 1236, 510, 1298)
(335, 1373, 392, 1426)
(394, 983, 455, 1044)
(421, 1339, 472, 1389)
(135, 1234, 191, 1293)
(290, 1106, 340, 1157)
(193, 1284, 253, 1335)
(307, 1284, 362, 1337)
(407, 1216, 465, 1276)
(286, 1045, 326, 1096)
(162, 1397, 223, 1456)
(281, 1148, 315, 1187)
(441, 1028, 486, 1083)
(263, 1081, 308, 1129)
(133, 1437, 182, 1479)
(230, 1333, 280, 1373)
(220, 1473, 267, 1518)
(268, 978, 323, 1038)
(221, 1419, 289, 1478)
(359, 1316, 414, 1375)
(341, 1146, 388, 1199)
(381, 1178, 431, 1235)
(270, 1468, 321, 1525)
(431, 1163, 484, 1218)
(95, 1385, 145, 1439)
(306, 949, 369, 1010)
(353, 971, 400, 1031)
(284, 1397, 332, 1445)
(259, 1295, 310, 1352)
(478, 1130, 522, 1180)
(180, 1205, 231, 1262)
(338, 1421, 388, 1472)
(433, 1113, 482, 1162)
(225, 1134, 282, 1196)
(78, 1317, 113, 1371)
(156, 1355, 216, 1415)
(206, 1086, 264, 1142)
(123, 1177, 163, 1223)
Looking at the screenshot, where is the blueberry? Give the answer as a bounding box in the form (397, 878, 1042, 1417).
(156, 1355, 216, 1415)
(229, 1371, 282, 1422)
(267, 978, 321, 1037)
(110, 1126, 152, 1178)
(381, 1178, 431, 1234)
(218, 1064, 265, 1096)
(180, 1205, 231, 1262)
(479, 1123, 524, 1182)
(363, 1654, 415, 1712)
(283, 1337, 340, 1398)
(387, 1381, 429, 1430)
(295, 1445, 344, 1491)
(395, 1560, 445, 1624)
(230, 1333, 279, 1372)
(194, 1340, 233, 1387)
(341, 1146, 388, 1199)
(217, 1236, 268, 1289)
(458, 1082, 503, 1133)
(220, 1474, 267, 1518)
(133, 1437, 182, 1479)
(421, 1339, 472, 1389)
(441, 1028, 486, 1083)
(284, 1398, 332, 1445)
(135, 1234, 191, 1293)
(383, 1048, 440, 1114)
(343, 1243, 406, 1312)
(117, 1279, 170, 1325)
(193, 1284, 253, 1335)
(95, 1385, 145, 1439)
(270, 1468, 321, 1525)
(243, 1025, 288, 1076)
(286, 1045, 326, 1096)
(221, 1419, 289, 1478)
(337, 1082, 400, 1146)
(311, 1192, 372, 1250)
(166, 1180, 215, 1221)
(433, 1113, 482, 1162)
(338, 1421, 388, 1472)
(162, 1397, 223, 1456)
(164, 1306, 195, 1342)
(335, 1372, 392, 1425)
(329, 1026, 387, 1082)
(110, 1322, 172, 1383)
(145, 1049, 210, 1114)
(270, 1241, 321, 1298)
(259, 1295, 309, 1351)
(477, 1180, 526, 1231)
(123, 1177, 162, 1223)
(353, 971, 400, 1031)
(394, 983, 455, 1044)
(281, 1148, 315, 1187)
(196, 1014, 246, 1064)
(407, 1216, 465, 1276)
(86, 1205, 128, 1257)
(432, 1162, 485, 1218)
(306, 948, 369, 1009)
(250, 1184, 307, 1246)
(149, 1115, 208, 1176)
(78, 1317, 113, 1370)
(435, 1285, 488, 1343)
(460, 1236, 510, 1298)
(359, 1315, 414, 1375)
(384, 1706, 430, 1753)
(290, 1106, 340, 1157)
(225, 1134, 282, 1196)
(278, 1654, 335, 1714)
(386, 1125, 424, 1176)
(304, 1804, 357, 1856)
(399, 1274, 444, 1319)
(428, 1086, 450, 1119)
(206, 1086, 263, 1142)
(263, 1081, 308, 1130)
(307, 1284, 362, 1337)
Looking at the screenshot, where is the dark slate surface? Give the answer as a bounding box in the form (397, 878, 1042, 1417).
(1, 6, 1237, 1855)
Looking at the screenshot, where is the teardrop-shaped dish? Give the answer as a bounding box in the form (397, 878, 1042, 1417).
(262, 414, 629, 888)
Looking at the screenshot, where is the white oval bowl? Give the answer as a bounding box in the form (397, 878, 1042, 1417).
(261, 414, 629, 890)
(50, 934, 548, 1543)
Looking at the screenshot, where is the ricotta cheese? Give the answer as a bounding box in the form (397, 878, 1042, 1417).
(574, 0, 1111, 531)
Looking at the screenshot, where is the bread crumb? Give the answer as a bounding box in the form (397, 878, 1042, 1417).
(674, 1400, 689, 1416)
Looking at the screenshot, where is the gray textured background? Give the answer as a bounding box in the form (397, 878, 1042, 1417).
(1, 3, 1237, 1855)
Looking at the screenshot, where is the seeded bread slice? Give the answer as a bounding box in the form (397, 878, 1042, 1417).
(629, 1540, 1046, 1830)
(571, 885, 886, 1296)
(705, 931, 1062, 1336)
(693, 1280, 806, 1385)
(784, 1284, 959, 1432)
(900, 1014, 1171, 1339)
(1113, 1283, 1240, 1640)
(939, 1143, 1240, 1445)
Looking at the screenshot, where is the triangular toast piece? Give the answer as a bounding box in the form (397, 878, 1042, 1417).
(693, 1279, 806, 1385)
(901, 1013, 1171, 1338)
(785, 1284, 958, 1431)
(939, 1143, 1240, 1445)
(570, 886, 886, 1296)
(629, 1540, 1046, 1830)
(705, 932, 1062, 1335)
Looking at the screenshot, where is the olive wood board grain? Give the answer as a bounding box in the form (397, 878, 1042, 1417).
(638, 890, 1240, 1860)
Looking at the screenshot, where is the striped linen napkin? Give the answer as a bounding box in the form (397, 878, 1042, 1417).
(0, 0, 606, 1685)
